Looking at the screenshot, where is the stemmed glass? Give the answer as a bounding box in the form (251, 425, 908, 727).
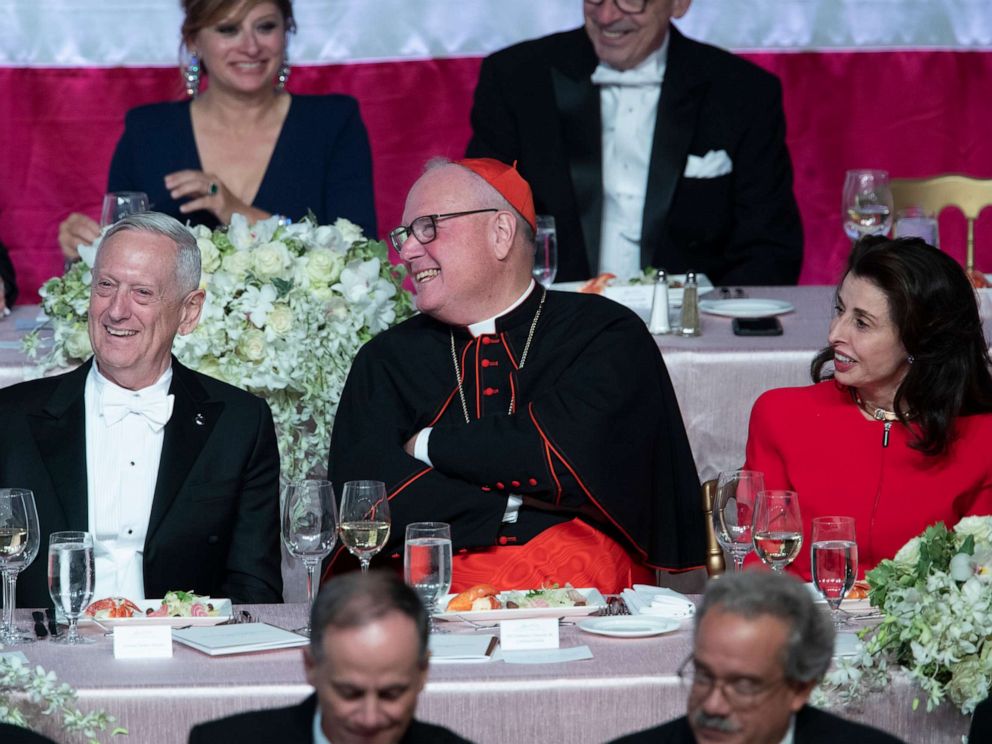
(711, 471, 764, 573)
(47, 531, 95, 645)
(532, 215, 558, 288)
(752, 490, 803, 573)
(0, 489, 40, 645)
(404, 522, 452, 634)
(842, 170, 894, 241)
(100, 191, 149, 227)
(338, 481, 391, 574)
(811, 516, 858, 626)
(281, 479, 338, 636)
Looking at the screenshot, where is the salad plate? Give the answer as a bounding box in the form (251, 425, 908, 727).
(698, 298, 794, 318)
(81, 597, 233, 628)
(435, 587, 606, 623)
(577, 616, 680, 638)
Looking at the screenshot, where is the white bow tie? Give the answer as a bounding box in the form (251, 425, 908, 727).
(591, 63, 664, 87)
(101, 388, 175, 432)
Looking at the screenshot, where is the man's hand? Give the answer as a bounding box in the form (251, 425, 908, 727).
(403, 431, 421, 457)
(58, 213, 101, 260)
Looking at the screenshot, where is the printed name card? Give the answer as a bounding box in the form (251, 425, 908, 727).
(499, 617, 559, 651)
(113, 625, 173, 659)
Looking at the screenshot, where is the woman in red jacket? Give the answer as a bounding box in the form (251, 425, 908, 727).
(745, 236, 992, 579)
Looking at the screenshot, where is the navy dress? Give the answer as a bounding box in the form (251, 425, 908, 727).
(107, 95, 377, 237)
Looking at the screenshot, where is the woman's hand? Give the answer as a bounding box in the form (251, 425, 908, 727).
(58, 213, 101, 260)
(164, 169, 262, 225)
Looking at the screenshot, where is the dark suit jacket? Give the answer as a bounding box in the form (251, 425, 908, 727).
(0, 357, 283, 607)
(971, 696, 992, 742)
(0, 239, 17, 306)
(608, 706, 906, 743)
(467, 25, 803, 286)
(188, 694, 474, 744)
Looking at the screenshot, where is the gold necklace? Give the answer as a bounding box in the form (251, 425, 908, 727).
(449, 289, 547, 424)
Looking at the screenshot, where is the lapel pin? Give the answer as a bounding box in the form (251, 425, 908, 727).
(194, 413, 205, 426)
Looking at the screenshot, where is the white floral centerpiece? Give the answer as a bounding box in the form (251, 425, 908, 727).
(821, 517, 992, 715)
(24, 214, 414, 480)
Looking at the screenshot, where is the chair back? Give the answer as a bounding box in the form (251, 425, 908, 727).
(701, 478, 726, 577)
(891, 174, 992, 272)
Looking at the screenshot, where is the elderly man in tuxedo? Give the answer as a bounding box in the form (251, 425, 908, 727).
(0, 212, 282, 607)
(467, 0, 803, 285)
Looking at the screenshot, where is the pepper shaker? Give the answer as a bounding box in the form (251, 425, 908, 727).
(680, 271, 701, 336)
(648, 269, 671, 335)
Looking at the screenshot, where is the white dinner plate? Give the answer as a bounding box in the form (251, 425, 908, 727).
(435, 588, 606, 623)
(577, 616, 680, 638)
(81, 598, 234, 628)
(698, 298, 795, 318)
(552, 274, 713, 307)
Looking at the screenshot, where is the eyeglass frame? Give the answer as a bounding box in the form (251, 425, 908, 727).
(388, 208, 499, 254)
(677, 656, 790, 709)
(585, 0, 651, 15)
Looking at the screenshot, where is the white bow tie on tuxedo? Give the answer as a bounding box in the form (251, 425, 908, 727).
(100, 387, 175, 432)
(591, 63, 664, 87)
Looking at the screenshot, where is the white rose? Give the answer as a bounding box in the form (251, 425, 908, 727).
(306, 249, 343, 285)
(222, 250, 252, 278)
(893, 536, 921, 566)
(312, 285, 336, 303)
(313, 225, 345, 252)
(953, 517, 992, 546)
(333, 217, 364, 245)
(197, 238, 221, 274)
(65, 325, 92, 359)
(237, 329, 267, 362)
(266, 303, 294, 336)
(252, 240, 291, 279)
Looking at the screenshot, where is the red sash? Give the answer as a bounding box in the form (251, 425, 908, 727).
(450, 519, 654, 593)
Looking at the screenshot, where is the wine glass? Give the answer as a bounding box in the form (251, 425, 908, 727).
(752, 490, 803, 573)
(404, 522, 452, 634)
(47, 531, 95, 645)
(711, 471, 764, 573)
(338, 480, 391, 574)
(842, 170, 894, 241)
(100, 191, 149, 227)
(281, 479, 337, 636)
(811, 516, 858, 626)
(532, 215, 558, 288)
(0, 488, 40, 645)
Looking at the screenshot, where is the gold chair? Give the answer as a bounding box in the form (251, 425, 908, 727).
(701, 479, 726, 577)
(890, 174, 992, 274)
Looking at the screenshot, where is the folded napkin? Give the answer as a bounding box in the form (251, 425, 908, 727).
(622, 585, 696, 620)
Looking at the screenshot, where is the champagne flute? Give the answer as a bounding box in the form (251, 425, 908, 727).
(404, 522, 452, 634)
(842, 170, 894, 241)
(811, 516, 858, 626)
(338, 481, 391, 574)
(281, 479, 337, 636)
(0, 488, 40, 645)
(752, 490, 803, 573)
(100, 191, 149, 227)
(48, 531, 95, 645)
(712, 471, 764, 573)
(532, 215, 558, 288)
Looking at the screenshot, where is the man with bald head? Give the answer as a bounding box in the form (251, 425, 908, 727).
(326, 158, 702, 592)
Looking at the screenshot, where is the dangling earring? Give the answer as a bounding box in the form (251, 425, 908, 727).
(907, 354, 915, 365)
(183, 53, 201, 98)
(275, 53, 290, 91)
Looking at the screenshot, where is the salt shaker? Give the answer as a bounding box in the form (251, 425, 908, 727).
(680, 271, 701, 336)
(648, 269, 671, 335)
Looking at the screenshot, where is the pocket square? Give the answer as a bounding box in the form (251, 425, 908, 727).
(684, 149, 733, 178)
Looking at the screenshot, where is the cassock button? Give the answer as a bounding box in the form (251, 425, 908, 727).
(498, 536, 509, 545)
(481, 486, 492, 492)
(511, 480, 521, 488)
(481, 359, 490, 368)
(528, 478, 538, 486)
(495, 482, 505, 490)
(481, 336, 493, 345)
(483, 387, 499, 396)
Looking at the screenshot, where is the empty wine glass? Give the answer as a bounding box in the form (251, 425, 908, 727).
(712, 471, 764, 573)
(48, 531, 95, 645)
(339, 481, 391, 574)
(100, 191, 149, 227)
(752, 490, 803, 573)
(0, 488, 40, 645)
(842, 170, 893, 241)
(281, 479, 337, 636)
(811, 516, 858, 626)
(404, 522, 452, 634)
(532, 215, 558, 288)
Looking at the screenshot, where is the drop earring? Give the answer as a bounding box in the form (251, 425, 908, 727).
(275, 53, 290, 91)
(183, 53, 201, 98)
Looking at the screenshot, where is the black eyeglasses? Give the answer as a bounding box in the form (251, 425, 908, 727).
(388, 209, 498, 253)
(586, 0, 651, 14)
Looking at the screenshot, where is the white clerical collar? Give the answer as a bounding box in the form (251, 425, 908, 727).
(312, 709, 331, 744)
(466, 279, 536, 337)
(90, 361, 174, 401)
(593, 33, 669, 82)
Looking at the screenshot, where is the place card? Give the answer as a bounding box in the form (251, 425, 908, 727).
(499, 617, 559, 651)
(113, 624, 173, 659)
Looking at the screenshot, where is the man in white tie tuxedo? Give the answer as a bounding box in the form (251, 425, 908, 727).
(467, 0, 803, 285)
(0, 212, 282, 608)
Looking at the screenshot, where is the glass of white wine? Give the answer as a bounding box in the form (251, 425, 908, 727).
(281, 479, 338, 636)
(1, 488, 40, 645)
(532, 215, 558, 288)
(339, 481, 391, 574)
(752, 490, 803, 573)
(47, 531, 95, 645)
(404, 522, 452, 634)
(842, 170, 893, 241)
(100, 191, 149, 227)
(811, 516, 858, 626)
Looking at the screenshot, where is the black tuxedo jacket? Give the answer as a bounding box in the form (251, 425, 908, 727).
(608, 706, 905, 743)
(0, 239, 17, 307)
(467, 25, 803, 285)
(0, 357, 282, 607)
(188, 694, 474, 744)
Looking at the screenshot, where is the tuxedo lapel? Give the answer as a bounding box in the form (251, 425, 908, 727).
(146, 359, 222, 545)
(641, 27, 708, 269)
(26, 361, 92, 531)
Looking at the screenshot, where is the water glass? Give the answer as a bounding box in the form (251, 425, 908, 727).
(404, 522, 452, 634)
(711, 471, 764, 572)
(281, 479, 337, 636)
(100, 191, 149, 227)
(811, 516, 858, 626)
(533, 215, 558, 288)
(0, 488, 40, 645)
(842, 170, 893, 241)
(752, 490, 803, 573)
(339, 481, 391, 574)
(47, 531, 95, 645)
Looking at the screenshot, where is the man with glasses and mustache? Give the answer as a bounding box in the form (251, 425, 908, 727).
(611, 571, 904, 744)
(467, 0, 802, 286)
(325, 157, 703, 593)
